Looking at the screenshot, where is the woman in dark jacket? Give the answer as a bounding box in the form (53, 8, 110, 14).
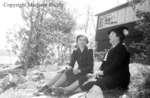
(35, 35, 93, 95)
(81, 26, 130, 97)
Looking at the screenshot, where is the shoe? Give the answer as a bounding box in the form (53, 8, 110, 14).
(33, 85, 49, 96)
(38, 85, 49, 92)
(33, 92, 44, 96)
(52, 87, 65, 96)
(44, 87, 53, 95)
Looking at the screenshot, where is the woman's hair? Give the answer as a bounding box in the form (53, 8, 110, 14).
(108, 26, 128, 43)
(76, 35, 89, 44)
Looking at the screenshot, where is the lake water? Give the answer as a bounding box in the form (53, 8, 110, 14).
(0, 56, 18, 64)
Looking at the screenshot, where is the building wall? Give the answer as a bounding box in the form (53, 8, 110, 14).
(97, 1, 150, 30)
(97, 5, 137, 30)
(96, 22, 144, 51)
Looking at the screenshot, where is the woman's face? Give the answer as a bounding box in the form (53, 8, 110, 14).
(77, 36, 87, 48)
(109, 31, 119, 46)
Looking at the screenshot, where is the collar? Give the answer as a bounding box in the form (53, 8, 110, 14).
(111, 42, 123, 50)
(77, 46, 88, 53)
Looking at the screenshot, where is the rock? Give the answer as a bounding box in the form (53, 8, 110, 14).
(0, 63, 150, 98)
(27, 70, 45, 82)
(69, 92, 87, 98)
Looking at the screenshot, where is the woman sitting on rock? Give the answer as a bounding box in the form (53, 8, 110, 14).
(80, 26, 131, 98)
(35, 35, 94, 96)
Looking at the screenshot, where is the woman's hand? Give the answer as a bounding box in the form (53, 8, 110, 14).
(65, 66, 72, 71)
(57, 66, 72, 73)
(86, 73, 95, 78)
(86, 73, 97, 82)
(95, 70, 103, 78)
(73, 69, 81, 75)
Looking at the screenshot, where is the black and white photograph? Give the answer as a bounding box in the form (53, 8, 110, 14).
(0, 0, 150, 98)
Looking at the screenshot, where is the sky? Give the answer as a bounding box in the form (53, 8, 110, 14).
(0, 0, 127, 50)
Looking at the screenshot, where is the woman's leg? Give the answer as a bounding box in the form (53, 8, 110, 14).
(80, 81, 96, 92)
(73, 87, 83, 93)
(52, 71, 68, 87)
(62, 74, 89, 94)
(63, 80, 80, 94)
(46, 72, 64, 87)
(37, 71, 64, 93)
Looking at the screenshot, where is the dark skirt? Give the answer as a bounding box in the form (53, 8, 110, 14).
(80, 76, 129, 98)
(81, 76, 129, 91)
(64, 70, 88, 86)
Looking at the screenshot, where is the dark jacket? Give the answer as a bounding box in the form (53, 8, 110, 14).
(69, 47, 94, 75)
(99, 43, 130, 90)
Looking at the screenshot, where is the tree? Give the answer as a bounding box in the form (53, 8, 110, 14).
(6, 0, 75, 72)
(128, 0, 150, 64)
(75, 6, 96, 49)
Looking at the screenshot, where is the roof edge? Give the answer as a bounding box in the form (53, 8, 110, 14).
(95, 2, 129, 16)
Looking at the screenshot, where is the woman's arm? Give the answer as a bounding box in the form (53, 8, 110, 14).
(103, 47, 127, 75)
(82, 49, 94, 74)
(69, 50, 77, 68)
